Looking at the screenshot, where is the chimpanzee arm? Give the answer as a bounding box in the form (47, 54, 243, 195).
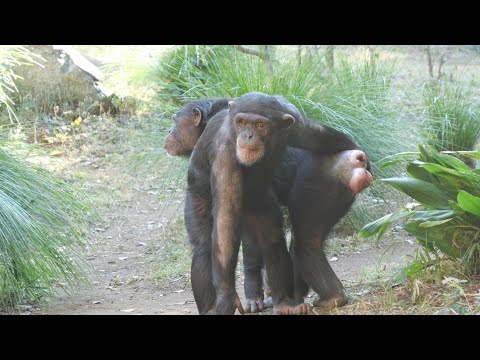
(287, 117, 360, 154)
(210, 153, 245, 315)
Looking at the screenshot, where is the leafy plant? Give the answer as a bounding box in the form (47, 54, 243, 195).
(359, 145, 480, 271)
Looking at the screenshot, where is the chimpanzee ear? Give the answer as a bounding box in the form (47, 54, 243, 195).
(192, 107, 202, 127)
(228, 101, 236, 112)
(281, 114, 295, 129)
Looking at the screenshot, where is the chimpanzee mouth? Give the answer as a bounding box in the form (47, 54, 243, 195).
(238, 144, 260, 151)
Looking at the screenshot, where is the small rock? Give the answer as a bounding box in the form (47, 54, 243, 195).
(93, 301, 101, 305)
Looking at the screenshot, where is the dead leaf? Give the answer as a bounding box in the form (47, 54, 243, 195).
(329, 256, 339, 262)
(442, 277, 467, 285)
(50, 150, 62, 157)
(118, 257, 128, 261)
(92, 301, 101, 305)
(174, 289, 185, 293)
(136, 242, 147, 247)
(120, 308, 136, 313)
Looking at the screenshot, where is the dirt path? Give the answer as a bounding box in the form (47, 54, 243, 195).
(33, 167, 416, 315)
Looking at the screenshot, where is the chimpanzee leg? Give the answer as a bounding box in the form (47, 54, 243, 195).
(244, 193, 310, 315)
(184, 190, 216, 314)
(242, 234, 265, 313)
(261, 267, 273, 308)
(289, 236, 310, 303)
(290, 218, 348, 309)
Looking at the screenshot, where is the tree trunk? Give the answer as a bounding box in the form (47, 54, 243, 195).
(297, 45, 302, 68)
(325, 45, 334, 71)
(264, 45, 274, 76)
(368, 45, 377, 64)
(437, 51, 446, 80)
(425, 45, 434, 78)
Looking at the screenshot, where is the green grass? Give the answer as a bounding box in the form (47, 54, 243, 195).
(0, 46, 43, 125)
(149, 216, 191, 281)
(421, 79, 480, 156)
(0, 146, 95, 309)
(147, 45, 411, 232)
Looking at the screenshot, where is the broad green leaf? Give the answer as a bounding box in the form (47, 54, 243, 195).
(419, 218, 453, 228)
(418, 163, 479, 194)
(404, 221, 467, 258)
(418, 144, 436, 164)
(411, 210, 458, 222)
(430, 151, 471, 171)
(379, 159, 404, 169)
(408, 161, 459, 195)
(358, 211, 410, 238)
(381, 178, 451, 209)
(378, 152, 419, 170)
(407, 162, 437, 183)
(457, 190, 480, 217)
(444, 150, 480, 161)
(419, 163, 478, 184)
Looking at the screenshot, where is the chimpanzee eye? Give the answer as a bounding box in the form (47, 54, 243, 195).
(240, 120, 247, 126)
(256, 122, 264, 128)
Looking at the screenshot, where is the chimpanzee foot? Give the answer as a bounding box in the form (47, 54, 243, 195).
(215, 292, 245, 314)
(244, 297, 265, 313)
(203, 307, 217, 315)
(273, 300, 311, 315)
(263, 296, 273, 309)
(312, 294, 348, 309)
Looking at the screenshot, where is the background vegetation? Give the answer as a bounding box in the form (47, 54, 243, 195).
(1, 45, 479, 313)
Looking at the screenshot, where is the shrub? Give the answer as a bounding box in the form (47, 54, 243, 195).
(359, 145, 480, 271)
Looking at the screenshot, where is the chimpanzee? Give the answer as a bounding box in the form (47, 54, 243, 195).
(172, 93, 369, 314)
(164, 97, 373, 313)
(246, 148, 372, 311)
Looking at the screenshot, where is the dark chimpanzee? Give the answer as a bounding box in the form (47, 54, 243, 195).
(170, 92, 370, 314)
(164, 97, 373, 313)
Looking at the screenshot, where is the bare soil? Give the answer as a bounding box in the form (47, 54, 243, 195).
(31, 164, 416, 316)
